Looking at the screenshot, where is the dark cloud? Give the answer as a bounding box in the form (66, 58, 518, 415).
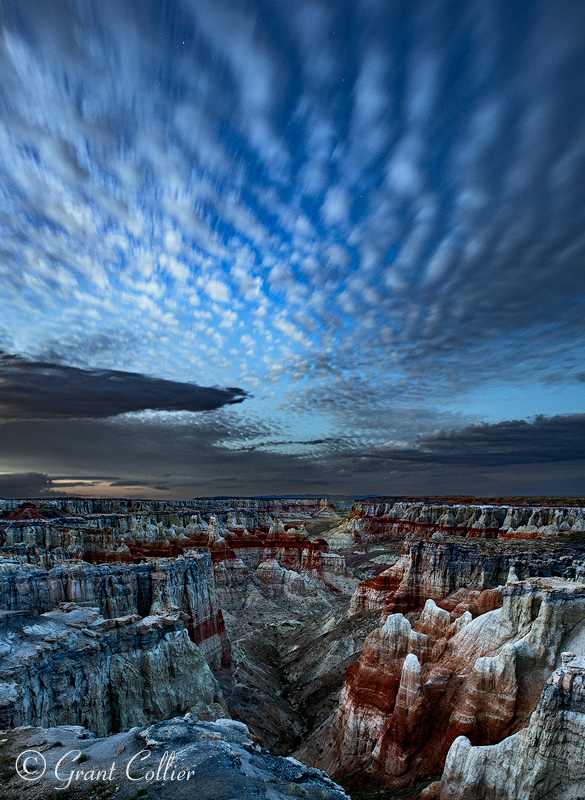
(1, 412, 584, 500)
(108, 480, 154, 487)
(0, 472, 56, 498)
(366, 414, 585, 467)
(0, 355, 247, 420)
(232, 438, 331, 452)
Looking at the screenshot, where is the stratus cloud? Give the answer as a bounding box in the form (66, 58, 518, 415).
(0, 472, 56, 499)
(364, 414, 585, 467)
(0, 355, 247, 420)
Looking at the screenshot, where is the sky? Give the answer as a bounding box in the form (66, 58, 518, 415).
(1, 0, 585, 499)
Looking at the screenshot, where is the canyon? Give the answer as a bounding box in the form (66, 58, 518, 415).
(1, 496, 585, 798)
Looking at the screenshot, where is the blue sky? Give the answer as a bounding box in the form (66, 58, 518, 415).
(1, 0, 585, 498)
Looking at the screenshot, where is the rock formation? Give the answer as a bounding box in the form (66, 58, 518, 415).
(0, 497, 358, 762)
(341, 500, 585, 542)
(349, 539, 579, 617)
(0, 715, 350, 800)
(4, 494, 585, 798)
(302, 575, 585, 792)
(428, 652, 585, 800)
(0, 604, 225, 735)
(0, 551, 230, 667)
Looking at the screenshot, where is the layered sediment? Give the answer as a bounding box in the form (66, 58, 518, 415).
(340, 500, 585, 542)
(0, 551, 230, 667)
(429, 652, 585, 800)
(4, 495, 585, 798)
(349, 538, 580, 617)
(303, 574, 585, 792)
(0, 604, 224, 735)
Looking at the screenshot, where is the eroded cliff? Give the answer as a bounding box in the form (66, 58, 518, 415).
(0, 604, 224, 735)
(337, 500, 585, 542)
(3, 496, 585, 799)
(428, 652, 585, 800)
(301, 572, 585, 793)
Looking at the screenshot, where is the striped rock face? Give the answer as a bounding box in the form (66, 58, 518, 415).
(302, 575, 585, 793)
(434, 652, 585, 800)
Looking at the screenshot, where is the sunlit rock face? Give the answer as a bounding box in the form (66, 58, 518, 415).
(345, 500, 585, 542)
(0, 604, 225, 735)
(430, 652, 585, 800)
(304, 575, 585, 792)
(0, 551, 230, 667)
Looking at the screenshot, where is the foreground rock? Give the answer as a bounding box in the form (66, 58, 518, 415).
(0, 715, 350, 800)
(428, 652, 585, 800)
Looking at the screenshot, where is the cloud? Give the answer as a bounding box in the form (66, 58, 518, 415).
(0, 355, 247, 420)
(201, 277, 231, 304)
(321, 186, 351, 227)
(0, 472, 56, 499)
(364, 414, 585, 468)
(0, 0, 584, 494)
(230, 437, 331, 452)
(2, 412, 585, 499)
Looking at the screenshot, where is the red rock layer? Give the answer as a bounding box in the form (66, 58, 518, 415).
(346, 500, 585, 543)
(306, 578, 585, 792)
(349, 540, 516, 618)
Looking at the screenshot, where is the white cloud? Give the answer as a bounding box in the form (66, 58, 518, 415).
(200, 277, 231, 304)
(321, 186, 351, 227)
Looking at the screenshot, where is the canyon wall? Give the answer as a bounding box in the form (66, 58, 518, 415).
(0, 504, 345, 571)
(348, 538, 577, 618)
(0, 496, 338, 518)
(342, 500, 585, 542)
(0, 551, 230, 667)
(0, 604, 225, 735)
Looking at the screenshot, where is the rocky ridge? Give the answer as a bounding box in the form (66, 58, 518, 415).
(0, 715, 350, 800)
(349, 538, 578, 618)
(338, 500, 585, 542)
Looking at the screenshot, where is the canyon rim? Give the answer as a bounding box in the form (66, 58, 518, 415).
(2, 0, 585, 797)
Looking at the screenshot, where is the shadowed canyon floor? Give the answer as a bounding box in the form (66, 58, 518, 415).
(2, 497, 585, 799)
